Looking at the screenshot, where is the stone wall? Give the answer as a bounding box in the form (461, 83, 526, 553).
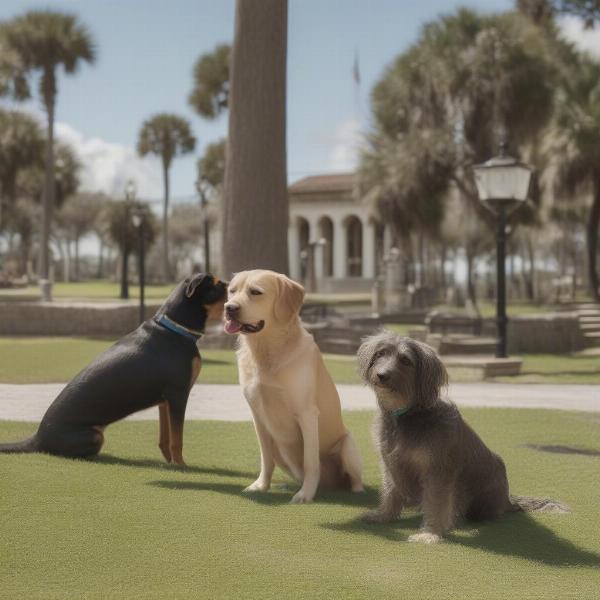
(506, 313, 586, 354)
(0, 301, 162, 337)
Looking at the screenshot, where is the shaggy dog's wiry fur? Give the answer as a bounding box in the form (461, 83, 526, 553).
(358, 331, 569, 544)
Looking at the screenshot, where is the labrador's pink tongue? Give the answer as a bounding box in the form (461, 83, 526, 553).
(224, 319, 242, 334)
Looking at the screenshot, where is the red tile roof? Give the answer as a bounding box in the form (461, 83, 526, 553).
(288, 173, 355, 194)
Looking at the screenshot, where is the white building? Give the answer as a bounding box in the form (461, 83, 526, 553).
(288, 173, 392, 292)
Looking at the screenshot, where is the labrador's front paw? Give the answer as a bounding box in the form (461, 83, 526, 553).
(290, 489, 314, 504)
(408, 532, 441, 544)
(242, 479, 270, 493)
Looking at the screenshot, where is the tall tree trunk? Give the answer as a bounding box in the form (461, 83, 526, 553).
(465, 246, 479, 313)
(97, 237, 104, 279)
(120, 246, 129, 299)
(524, 237, 535, 302)
(74, 237, 80, 281)
(222, 0, 288, 276)
(162, 161, 171, 282)
(40, 69, 57, 283)
(587, 177, 600, 301)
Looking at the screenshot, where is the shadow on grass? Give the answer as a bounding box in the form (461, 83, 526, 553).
(147, 479, 379, 508)
(523, 444, 600, 457)
(91, 454, 255, 479)
(323, 512, 600, 567)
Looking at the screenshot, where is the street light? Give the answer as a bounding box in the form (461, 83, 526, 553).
(473, 142, 534, 358)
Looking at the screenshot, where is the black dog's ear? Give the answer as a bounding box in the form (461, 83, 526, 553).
(185, 273, 209, 298)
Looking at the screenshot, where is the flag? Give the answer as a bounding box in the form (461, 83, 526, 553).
(353, 49, 360, 86)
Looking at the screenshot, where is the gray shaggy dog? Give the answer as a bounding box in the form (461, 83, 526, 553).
(357, 330, 569, 544)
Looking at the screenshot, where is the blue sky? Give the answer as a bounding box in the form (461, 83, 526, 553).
(1, 0, 593, 205)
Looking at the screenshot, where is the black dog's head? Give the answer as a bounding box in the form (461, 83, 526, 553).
(158, 273, 228, 333)
(357, 330, 448, 412)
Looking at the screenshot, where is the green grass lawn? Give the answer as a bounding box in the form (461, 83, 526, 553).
(1, 409, 599, 599)
(0, 337, 598, 385)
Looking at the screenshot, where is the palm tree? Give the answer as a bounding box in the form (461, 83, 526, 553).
(137, 113, 196, 282)
(0, 109, 44, 231)
(188, 44, 231, 119)
(360, 8, 556, 307)
(554, 56, 600, 300)
(0, 10, 96, 288)
(221, 0, 288, 276)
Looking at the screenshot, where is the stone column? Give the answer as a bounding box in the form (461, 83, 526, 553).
(288, 219, 300, 280)
(363, 219, 376, 278)
(333, 218, 347, 278)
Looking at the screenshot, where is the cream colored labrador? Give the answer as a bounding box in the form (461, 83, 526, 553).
(223, 269, 364, 503)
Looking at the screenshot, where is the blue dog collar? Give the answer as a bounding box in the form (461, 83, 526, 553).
(390, 406, 411, 418)
(155, 314, 203, 342)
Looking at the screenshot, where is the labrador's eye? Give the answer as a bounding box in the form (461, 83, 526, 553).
(250, 289, 263, 296)
(400, 356, 413, 367)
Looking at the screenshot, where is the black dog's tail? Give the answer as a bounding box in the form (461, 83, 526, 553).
(0, 435, 39, 454)
(509, 494, 570, 514)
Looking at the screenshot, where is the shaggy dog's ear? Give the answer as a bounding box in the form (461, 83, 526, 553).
(185, 273, 208, 298)
(274, 274, 305, 322)
(412, 340, 448, 409)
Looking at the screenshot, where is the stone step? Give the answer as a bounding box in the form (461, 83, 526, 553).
(438, 337, 497, 356)
(583, 332, 600, 347)
(580, 323, 600, 332)
(577, 309, 600, 317)
(579, 316, 600, 323)
(316, 338, 359, 355)
(443, 355, 522, 378)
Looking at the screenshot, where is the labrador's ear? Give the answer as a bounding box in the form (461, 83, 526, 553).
(185, 273, 209, 298)
(274, 274, 305, 322)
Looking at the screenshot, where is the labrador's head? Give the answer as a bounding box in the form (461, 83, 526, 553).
(223, 270, 305, 336)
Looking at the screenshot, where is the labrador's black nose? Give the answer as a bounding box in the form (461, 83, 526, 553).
(225, 303, 239, 318)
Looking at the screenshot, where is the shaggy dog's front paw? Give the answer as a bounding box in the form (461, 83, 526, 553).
(408, 532, 441, 544)
(361, 510, 392, 523)
(242, 480, 269, 493)
(290, 490, 314, 504)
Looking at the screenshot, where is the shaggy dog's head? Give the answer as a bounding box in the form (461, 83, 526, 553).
(357, 330, 448, 412)
(223, 270, 305, 336)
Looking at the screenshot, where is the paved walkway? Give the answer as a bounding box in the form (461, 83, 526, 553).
(0, 383, 598, 422)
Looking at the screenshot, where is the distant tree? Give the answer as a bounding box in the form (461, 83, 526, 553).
(56, 192, 105, 280)
(169, 203, 205, 268)
(360, 9, 556, 307)
(105, 200, 157, 299)
(0, 108, 44, 231)
(0, 10, 96, 283)
(137, 113, 196, 282)
(10, 197, 39, 277)
(188, 44, 230, 119)
(221, 0, 288, 276)
(197, 138, 226, 193)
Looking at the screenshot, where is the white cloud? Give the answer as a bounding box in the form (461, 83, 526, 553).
(327, 118, 363, 172)
(55, 122, 163, 199)
(559, 16, 600, 58)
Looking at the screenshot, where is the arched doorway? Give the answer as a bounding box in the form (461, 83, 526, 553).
(298, 217, 310, 281)
(345, 216, 362, 277)
(317, 216, 334, 277)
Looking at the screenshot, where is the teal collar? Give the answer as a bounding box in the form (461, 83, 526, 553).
(155, 314, 203, 342)
(390, 406, 411, 418)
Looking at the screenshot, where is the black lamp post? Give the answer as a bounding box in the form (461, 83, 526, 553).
(473, 143, 534, 358)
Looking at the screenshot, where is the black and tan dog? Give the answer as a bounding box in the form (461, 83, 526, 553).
(358, 331, 569, 544)
(0, 273, 227, 464)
